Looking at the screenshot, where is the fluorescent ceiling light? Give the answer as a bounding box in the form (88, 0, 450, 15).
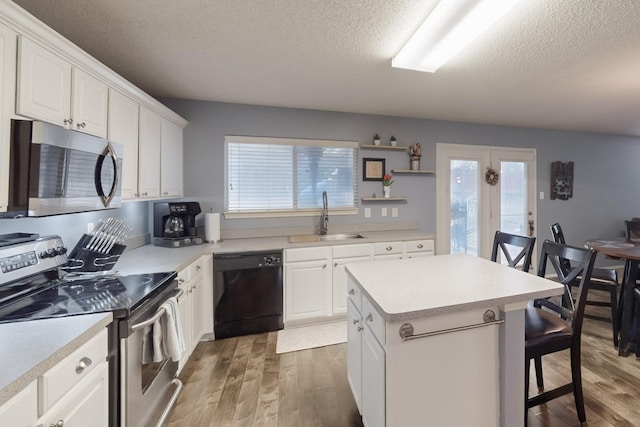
(392, 0, 521, 73)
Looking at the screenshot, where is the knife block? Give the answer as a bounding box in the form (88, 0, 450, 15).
(64, 234, 126, 272)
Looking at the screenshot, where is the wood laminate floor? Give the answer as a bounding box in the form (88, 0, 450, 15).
(167, 293, 640, 427)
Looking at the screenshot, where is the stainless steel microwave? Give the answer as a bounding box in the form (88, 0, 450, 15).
(2, 120, 123, 218)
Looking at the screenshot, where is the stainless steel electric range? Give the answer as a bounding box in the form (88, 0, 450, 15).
(0, 234, 182, 427)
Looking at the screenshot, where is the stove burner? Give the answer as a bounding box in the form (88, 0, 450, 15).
(94, 280, 127, 292)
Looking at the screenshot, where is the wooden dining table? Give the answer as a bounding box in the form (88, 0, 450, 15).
(584, 238, 640, 356)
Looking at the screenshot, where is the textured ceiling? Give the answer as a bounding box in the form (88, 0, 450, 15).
(12, 0, 640, 136)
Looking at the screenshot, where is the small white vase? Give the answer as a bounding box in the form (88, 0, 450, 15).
(390, 140, 397, 147)
(373, 139, 381, 146)
(383, 186, 391, 198)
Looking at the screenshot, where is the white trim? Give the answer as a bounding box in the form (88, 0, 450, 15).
(224, 207, 359, 219)
(225, 135, 358, 148)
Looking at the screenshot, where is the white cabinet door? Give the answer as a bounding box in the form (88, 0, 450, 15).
(138, 106, 161, 199)
(285, 260, 330, 322)
(0, 23, 16, 213)
(17, 36, 71, 127)
(332, 256, 370, 315)
(190, 271, 204, 351)
(177, 276, 191, 374)
(108, 89, 139, 200)
(200, 254, 214, 335)
(0, 380, 37, 427)
(160, 118, 183, 198)
(38, 362, 108, 427)
(347, 300, 362, 414)
(362, 324, 386, 427)
(71, 68, 108, 137)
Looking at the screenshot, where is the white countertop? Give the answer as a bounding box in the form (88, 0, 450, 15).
(115, 229, 435, 275)
(346, 254, 564, 323)
(0, 312, 112, 406)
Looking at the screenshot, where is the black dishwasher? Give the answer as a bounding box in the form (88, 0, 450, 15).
(213, 251, 283, 339)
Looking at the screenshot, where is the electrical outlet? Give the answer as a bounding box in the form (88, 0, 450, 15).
(87, 222, 94, 233)
(364, 208, 371, 218)
(539, 191, 545, 200)
(381, 208, 387, 217)
(392, 208, 398, 218)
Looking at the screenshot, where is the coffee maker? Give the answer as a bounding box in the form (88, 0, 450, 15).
(153, 202, 204, 248)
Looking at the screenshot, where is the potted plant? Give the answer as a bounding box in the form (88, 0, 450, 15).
(383, 173, 394, 198)
(409, 143, 422, 170)
(373, 134, 381, 146)
(390, 136, 397, 147)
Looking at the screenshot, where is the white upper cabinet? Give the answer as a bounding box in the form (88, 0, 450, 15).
(71, 68, 108, 138)
(17, 36, 108, 138)
(108, 89, 140, 200)
(0, 23, 16, 213)
(17, 36, 71, 127)
(138, 106, 161, 199)
(160, 118, 183, 198)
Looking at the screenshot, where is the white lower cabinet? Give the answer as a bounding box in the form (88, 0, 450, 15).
(0, 326, 110, 427)
(177, 255, 213, 373)
(37, 361, 109, 427)
(332, 243, 372, 315)
(347, 276, 500, 426)
(0, 380, 37, 426)
(285, 258, 330, 323)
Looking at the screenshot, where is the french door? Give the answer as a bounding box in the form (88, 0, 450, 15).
(436, 144, 537, 263)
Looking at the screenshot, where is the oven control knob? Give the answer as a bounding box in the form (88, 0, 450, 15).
(55, 246, 67, 256)
(184, 238, 192, 244)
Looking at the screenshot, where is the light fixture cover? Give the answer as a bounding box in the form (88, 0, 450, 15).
(392, 0, 521, 73)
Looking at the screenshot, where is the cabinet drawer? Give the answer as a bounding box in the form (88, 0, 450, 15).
(373, 241, 403, 256)
(285, 246, 330, 263)
(333, 243, 371, 258)
(347, 276, 362, 312)
(39, 328, 108, 415)
(190, 258, 204, 278)
(404, 239, 434, 254)
(362, 297, 385, 345)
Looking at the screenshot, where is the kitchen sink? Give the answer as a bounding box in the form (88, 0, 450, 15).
(318, 233, 364, 241)
(288, 233, 365, 243)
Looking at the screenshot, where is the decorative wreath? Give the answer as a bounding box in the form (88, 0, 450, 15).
(485, 167, 499, 186)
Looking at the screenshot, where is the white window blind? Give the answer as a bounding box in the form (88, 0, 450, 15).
(225, 136, 358, 215)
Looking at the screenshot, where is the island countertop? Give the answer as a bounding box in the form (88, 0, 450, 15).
(346, 254, 564, 323)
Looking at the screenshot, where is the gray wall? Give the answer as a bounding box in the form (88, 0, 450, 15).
(2, 98, 638, 257)
(161, 98, 640, 246)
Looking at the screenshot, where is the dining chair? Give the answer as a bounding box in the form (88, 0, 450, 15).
(490, 230, 536, 272)
(625, 220, 640, 242)
(550, 223, 620, 346)
(525, 240, 597, 425)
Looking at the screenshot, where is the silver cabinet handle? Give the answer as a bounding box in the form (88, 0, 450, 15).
(195, 265, 201, 271)
(386, 246, 392, 251)
(163, 191, 169, 196)
(357, 326, 363, 332)
(141, 192, 148, 196)
(63, 118, 73, 125)
(75, 356, 92, 374)
(353, 319, 359, 325)
(177, 278, 185, 284)
(334, 262, 338, 267)
(76, 122, 86, 128)
(417, 243, 424, 249)
(50, 420, 64, 427)
(365, 313, 373, 322)
(323, 264, 327, 269)
(348, 289, 355, 295)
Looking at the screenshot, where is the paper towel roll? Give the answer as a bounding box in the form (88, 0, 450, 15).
(204, 213, 221, 243)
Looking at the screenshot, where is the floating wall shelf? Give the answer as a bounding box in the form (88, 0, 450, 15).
(360, 145, 408, 151)
(391, 169, 436, 175)
(361, 197, 408, 202)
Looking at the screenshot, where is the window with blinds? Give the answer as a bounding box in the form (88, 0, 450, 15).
(225, 136, 358, 216)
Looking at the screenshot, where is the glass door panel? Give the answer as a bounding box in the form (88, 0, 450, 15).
(499, 161, 527, 236)
(450, 160, 479, 255)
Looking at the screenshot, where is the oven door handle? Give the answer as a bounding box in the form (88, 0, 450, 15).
(130, 289, 184, 332)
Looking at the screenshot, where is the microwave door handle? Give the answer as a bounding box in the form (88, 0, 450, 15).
(94, 142, 119, 208)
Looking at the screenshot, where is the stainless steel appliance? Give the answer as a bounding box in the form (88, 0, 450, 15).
(0, 234, 181, 427)
(153, 202, 203, 248)
(1, 120, 123, 218)
(213, 251, 283, 339)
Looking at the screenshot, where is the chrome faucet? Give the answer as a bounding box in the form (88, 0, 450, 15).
(320, 191, 329, 235)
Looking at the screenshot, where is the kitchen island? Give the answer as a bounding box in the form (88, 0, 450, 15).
(345, 254, 563, 427)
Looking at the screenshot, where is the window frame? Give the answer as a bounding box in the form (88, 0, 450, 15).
(224, 135, 359, 219)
